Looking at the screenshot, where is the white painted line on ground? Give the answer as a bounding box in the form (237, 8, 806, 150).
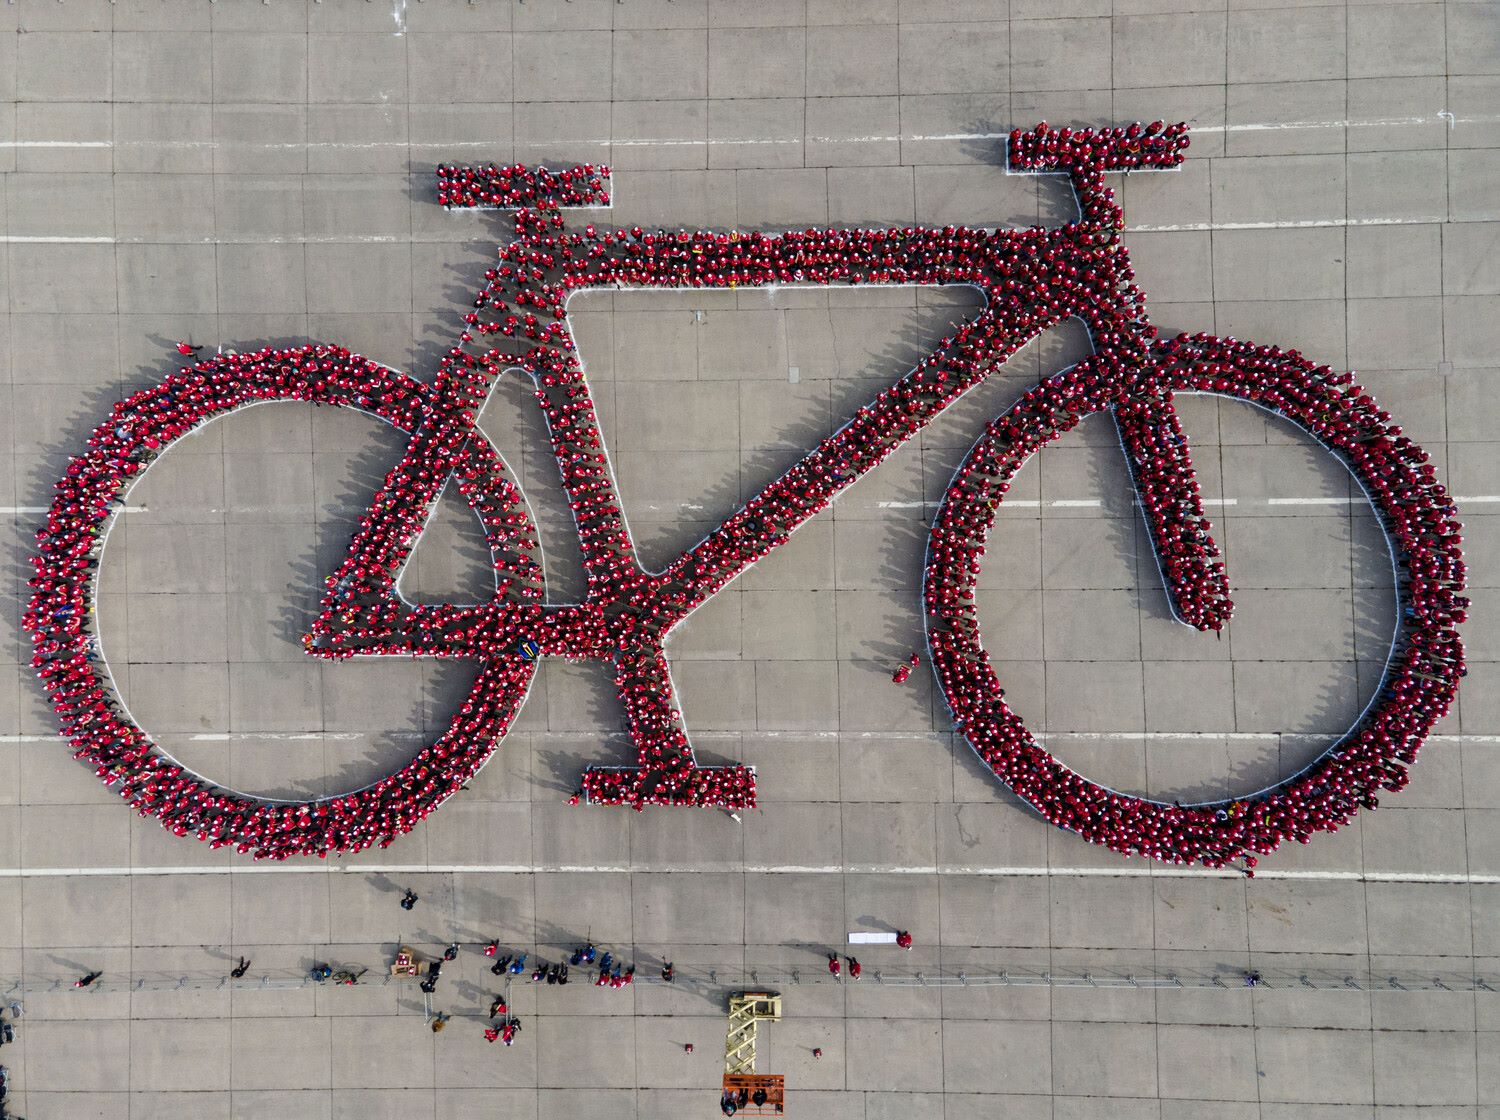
(873, 493, 1474, 511)
(1133, 217, 1452, 232)
(2, 215, 1474, 245)
(0, 235, 116, 244)
(5, 115, 1488, 154)
(1, 506, 146, 516)
(0, 863, 1493, 883)
(878, 499, 1121, 509)
(5, 732, 1498, 744)
(183, 732, 368, 742)
(0, 140, 113, 148)
(1040, 731, 1326, 741)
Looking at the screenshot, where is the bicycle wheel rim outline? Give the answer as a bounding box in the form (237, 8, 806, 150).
(925, 334, 1465, 868)
(24, 345, 539, 860)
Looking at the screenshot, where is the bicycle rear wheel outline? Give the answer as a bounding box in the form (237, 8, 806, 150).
(927, 336, 1464, 868)
(25, 347, 541, 858)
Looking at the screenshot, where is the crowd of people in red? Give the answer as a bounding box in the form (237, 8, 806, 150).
(23, 122, 1463, 870)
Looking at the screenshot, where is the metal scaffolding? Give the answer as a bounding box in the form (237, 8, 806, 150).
(725, 991, 781, 1076)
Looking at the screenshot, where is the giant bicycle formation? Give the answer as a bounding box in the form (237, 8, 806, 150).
(25, 122, 1467, 868)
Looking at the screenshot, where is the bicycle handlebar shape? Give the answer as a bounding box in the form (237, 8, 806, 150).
(24, 123, 1467, 867)
(1007, 120, 1190, 173)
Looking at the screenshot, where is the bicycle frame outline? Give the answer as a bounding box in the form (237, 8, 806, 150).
(311, 127, 1224, 807)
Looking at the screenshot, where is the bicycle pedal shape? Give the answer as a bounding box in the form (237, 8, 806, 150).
(25, 122, 1466, 867)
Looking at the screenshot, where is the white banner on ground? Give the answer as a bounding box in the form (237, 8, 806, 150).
(848, 932, 898, 944)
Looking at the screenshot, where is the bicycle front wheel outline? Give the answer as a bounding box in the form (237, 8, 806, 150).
(24, 345, 541, 860)
(925, 334, 1465, 868)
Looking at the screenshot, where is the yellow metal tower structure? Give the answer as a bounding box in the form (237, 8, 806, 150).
(720, 991, 785, 1115)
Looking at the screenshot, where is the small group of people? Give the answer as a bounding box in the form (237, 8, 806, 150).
(483, 993, 520, 1045)
(825, 930, 916, 980)
(394, 930, 642, 1046)
(489, 953, 573, 986)
(890, 651, 921, 684)
(564, 942, 635, 989)
(720, 1083, 775, 1116)
(483, 1018, 521, 1046)
(828, 955, 862, 980)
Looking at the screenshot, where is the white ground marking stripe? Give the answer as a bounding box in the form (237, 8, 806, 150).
(1133, 217, 1454, 232)
(0, 864, 1492, 882)
(879, 496, 1498, 510)
(4, 733, 1498, 744)
(5, 495, 1487, 518)
(0, 506, 147, 516)
(0, 114, 1487, 153)
(0, 236, 117, 243)
(0, 213, 1479, 244)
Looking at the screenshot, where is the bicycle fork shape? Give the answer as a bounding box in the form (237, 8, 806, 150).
(309, 123, 1229, 811)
